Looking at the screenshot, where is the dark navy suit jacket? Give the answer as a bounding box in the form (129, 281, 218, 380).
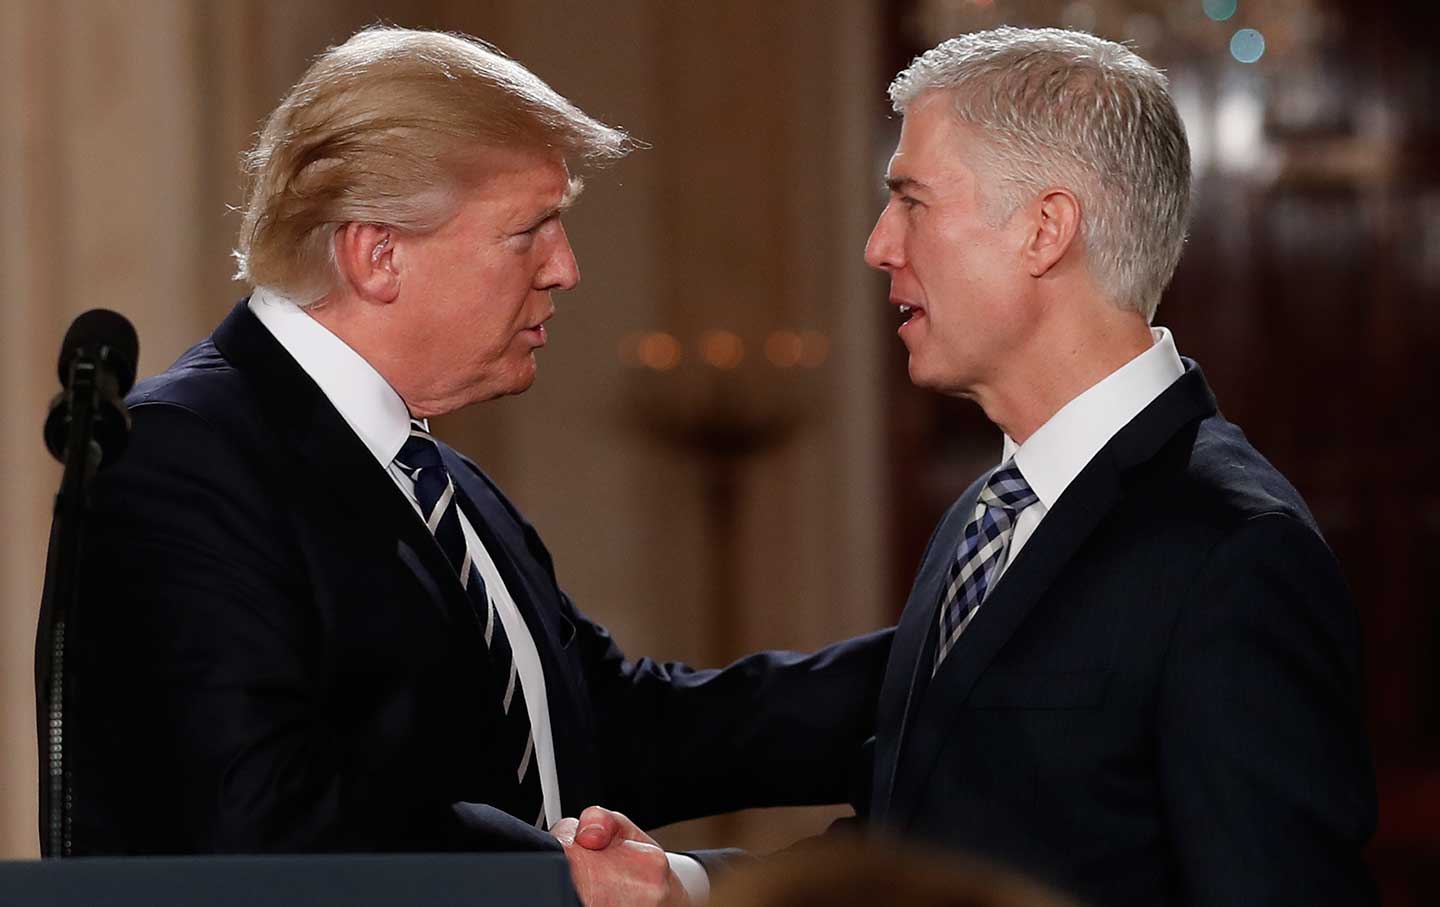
(866, 363, 1376, 906)
(70, 301, 891, 855)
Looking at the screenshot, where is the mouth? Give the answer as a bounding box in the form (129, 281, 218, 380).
(522, 311, 553, 345)
(893, 299, 925, 329)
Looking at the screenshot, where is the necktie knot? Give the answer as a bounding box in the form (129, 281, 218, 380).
(978, 461, 1038, 514)
(395, 420, 444, 478)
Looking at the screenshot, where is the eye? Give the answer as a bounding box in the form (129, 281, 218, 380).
(523, 212, 562, 236)
(508, 215, 555, 251)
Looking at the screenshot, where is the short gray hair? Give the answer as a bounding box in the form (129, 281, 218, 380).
(890, 27, 1190, 320)
(235, 26, 633, 303)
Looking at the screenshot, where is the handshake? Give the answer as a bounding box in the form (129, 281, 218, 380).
(550, 806, 692, 907)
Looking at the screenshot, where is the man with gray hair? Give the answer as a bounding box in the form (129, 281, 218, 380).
(66, 26, 891, 906)
(858, 26, 1375, 905)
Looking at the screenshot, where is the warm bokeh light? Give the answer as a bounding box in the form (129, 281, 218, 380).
(798, 330, 830, 369)
(699, 329, 745, 370)
(764, 330, 804, 368)
(636, 332, 682, 371)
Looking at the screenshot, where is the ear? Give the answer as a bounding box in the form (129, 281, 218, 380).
(333, 222, 400, 303)
(1022, 188, 1082, 279)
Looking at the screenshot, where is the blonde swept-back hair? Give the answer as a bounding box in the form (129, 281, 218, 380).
(890, 27, 1190, 321)
(233, 26, 632, 303)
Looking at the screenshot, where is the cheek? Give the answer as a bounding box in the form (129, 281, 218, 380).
(909, 218, 968, 287)
(912, 243, 974, 310)
(490, 255, 539, 301)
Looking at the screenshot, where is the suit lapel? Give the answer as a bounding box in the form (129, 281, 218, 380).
(212, 300, 600, 808)
(879, 361, 1219, 827)
(442, 448, 591, 812)
(211, 301, 469, 625)
(885, 451, 1123, 825)
(872, 481, 983, 826)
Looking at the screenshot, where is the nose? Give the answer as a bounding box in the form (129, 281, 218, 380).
(538, 223, 581, 291)
(863, 203, 903, 273)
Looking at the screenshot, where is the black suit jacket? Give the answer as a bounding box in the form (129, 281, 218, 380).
(866, 363, 1375, 906)
(70, 301, 891, 856)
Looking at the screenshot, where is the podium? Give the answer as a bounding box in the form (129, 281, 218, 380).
(0, 853, 580, 906)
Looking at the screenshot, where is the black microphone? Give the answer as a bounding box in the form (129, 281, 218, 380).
(35, 309, 140, 857)
(43, 309, 140, 469)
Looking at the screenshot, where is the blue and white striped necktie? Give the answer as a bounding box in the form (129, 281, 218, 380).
(394, 420, 545, 829)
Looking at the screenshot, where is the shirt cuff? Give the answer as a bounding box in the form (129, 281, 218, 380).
(666, 852, 711, 903)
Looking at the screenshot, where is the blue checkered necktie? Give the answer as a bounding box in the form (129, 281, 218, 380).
(933, 460, 1040, 673)
(393, 420, 546, 829)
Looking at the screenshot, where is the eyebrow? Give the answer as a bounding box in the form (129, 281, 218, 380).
(884, 175, 930, 195)
(529, 205, 564, 228)
(560, 175, 585, 209)
(528, 177, 583, 224)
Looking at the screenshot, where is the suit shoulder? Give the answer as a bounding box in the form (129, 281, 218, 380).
(1108, 414, 1332, 587)
(126, 336, 264, 438)
(1170, 414, 1322, 538)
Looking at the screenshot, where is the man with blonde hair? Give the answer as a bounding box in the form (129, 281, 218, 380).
(68, 27, 890, 906)
(856, 26, 1375, 906)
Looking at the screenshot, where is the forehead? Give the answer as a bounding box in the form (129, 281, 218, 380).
(462, 146, 573, 209)
(888, 94, 979, 188)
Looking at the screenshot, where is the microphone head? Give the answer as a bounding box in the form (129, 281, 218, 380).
(58, 309, 139, 394)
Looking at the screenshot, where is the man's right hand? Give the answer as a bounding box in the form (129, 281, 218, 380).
(551, 814, 689, 907)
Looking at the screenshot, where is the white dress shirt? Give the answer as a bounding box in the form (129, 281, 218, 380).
(247, 289, 709, 898)
(995, 327, 1186, 582)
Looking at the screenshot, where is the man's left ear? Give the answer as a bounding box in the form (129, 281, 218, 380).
(334, 222, 401, 304)
(1023, 188, 1082, 278)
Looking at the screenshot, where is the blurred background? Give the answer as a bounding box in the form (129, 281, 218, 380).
(0, 0, 1435, 902)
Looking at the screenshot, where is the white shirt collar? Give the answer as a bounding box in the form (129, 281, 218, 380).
(1002, 327, 1184, 510)
(248, 287, 414, 467)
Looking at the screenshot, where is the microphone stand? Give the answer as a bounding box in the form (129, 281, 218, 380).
(35, 357, 106, 859)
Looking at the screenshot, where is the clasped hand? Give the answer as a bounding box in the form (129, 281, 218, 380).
(550, 805, 689, 907)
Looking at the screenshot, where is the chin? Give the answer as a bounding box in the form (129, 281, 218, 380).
(907, 358, 972, 398)
(499, 361, 539, 398)
(458, 370, 537, 409)
(907, 357, 941, 391)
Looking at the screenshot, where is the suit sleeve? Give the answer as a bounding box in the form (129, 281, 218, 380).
(561, 592, 893, 831)
(74, 403, 557, 855)
(1157, 513, 1376, 906)
(448, 450, 893, 834)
